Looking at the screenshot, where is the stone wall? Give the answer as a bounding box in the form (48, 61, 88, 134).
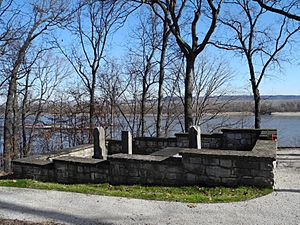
(180, 140, 276, 187)
(201, 134, 223, 149)
(12, 129, 277, 188)
(107, 139, 276, 188)
(109, 154, 183, 186)
(12, 144, 94, 183)
(12, 140, 276, 188)
(106, 129, 277, 155)
(13, 158, 55, 182)
(53, 156, 109, 184)
(134, 137, 177, 154)
(222, 129, 261, 150)
(107, 140, 123, 155)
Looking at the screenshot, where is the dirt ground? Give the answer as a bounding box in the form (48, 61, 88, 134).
(0, 218, 64, 225)
(0, 171, 12, 179)
(0, 171, 8, 176)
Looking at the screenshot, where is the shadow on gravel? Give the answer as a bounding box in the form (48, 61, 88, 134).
(0, 200, 115, 225)
(274, 189, 300, 193)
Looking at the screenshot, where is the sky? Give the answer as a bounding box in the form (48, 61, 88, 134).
(1, 0, 298, 97)
(107, 6, 300, 96)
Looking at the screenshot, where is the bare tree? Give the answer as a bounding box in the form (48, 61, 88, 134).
(0, 0, 19, 89)
(125, 9, 161, 137)
(213, 0, 299, 128)
(156, 12, 171, 137)
(253, 0, 300, 21)
(57, 0, 138, 141)
(141, 0, 223, 132)
(98, 59, 128, 138)
(193, 55, 233, 127)
(3, 0, 71, 171)
(19, 51, 67, 157)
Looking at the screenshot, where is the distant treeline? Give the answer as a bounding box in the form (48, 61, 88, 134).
(224, 99, 300, 113)
(1, 96, 300, 116)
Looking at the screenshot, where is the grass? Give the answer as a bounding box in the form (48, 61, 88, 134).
(0, 179, 272, 203)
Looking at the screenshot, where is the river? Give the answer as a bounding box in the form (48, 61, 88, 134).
(0, 113, 299, 154)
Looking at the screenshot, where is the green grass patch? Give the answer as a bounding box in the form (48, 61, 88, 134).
(0, 179, 272, 203)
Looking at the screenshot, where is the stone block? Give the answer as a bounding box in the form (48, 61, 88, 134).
(146, 178, 155, 184)
(206, 166, 231, 177)
(205, 177, 221, 186)
(260, 162, 273, 171)
(189, 157, 203, 164)
(184, 163, 205, 174)
(54, 163, 66, 171)
(235, 133, 242, 139)
(94, 173, 105, 180)
(220, 159, 232, 168)
(221, 178, 238, 186)
(202, 157, 219, 166)
(138, 169, 147, 177)
(129, 170, 139, 177)
(235, 160, 260, 170)
(186, 173, 198, 183)
(41, 168, 49, 176)
(251, 169, 272, 178)
(202, 143, 210, 148)
(83, 166, 91, 173)
(239, 177, 255, 186)
(233, 168, 252, 177)
(240, 139, 247, 145)
(254, 177, 273, 187)
(227, 133, 235, 139)
(227, 143, 234, 149)
(13, 165, 22, 175)
(157, 141, 164, 147)
(167, 166, 183, 174)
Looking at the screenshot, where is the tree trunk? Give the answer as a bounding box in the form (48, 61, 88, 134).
(21, 74, 29, 157)
(89, 74, 96, 143)
(254, 88, 261, 128)
(3, 75, 17, 171)
(12, 88, 19, 157)
(141, 74, 147, 137)
(184, 54, 195, 132)
(156, 19, 169, 138)
(248, 57, 261, 129)
(3, 23, 41, 171)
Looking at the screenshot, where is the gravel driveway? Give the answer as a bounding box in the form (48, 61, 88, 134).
(0, 149, 299, 225)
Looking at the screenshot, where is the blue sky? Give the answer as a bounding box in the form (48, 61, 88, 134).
(104, 4, 300, 96)
(60, 4, 300, 96)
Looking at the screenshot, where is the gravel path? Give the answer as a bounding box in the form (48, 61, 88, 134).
(0, 150, 299, 225)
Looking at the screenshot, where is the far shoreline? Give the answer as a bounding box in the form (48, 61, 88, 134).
(217, 112, 300, 117)
(270, 112, 300, 116)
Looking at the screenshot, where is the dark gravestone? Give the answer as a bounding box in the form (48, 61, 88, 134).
(122, 131, 132, 154)
(189, 126, 201, 149)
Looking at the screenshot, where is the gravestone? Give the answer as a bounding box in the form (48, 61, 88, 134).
(93, 127, 107, 160)
(189, 126, 201, 149)
(122, 131, 132, 154)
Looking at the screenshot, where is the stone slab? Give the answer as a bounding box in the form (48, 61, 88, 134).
(12, 157, 53, 166)
(108, 154, 169, 162)
(180, 140, 276, 159)
(53, 156, 107, 165)
(151, 147, 183, 157)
